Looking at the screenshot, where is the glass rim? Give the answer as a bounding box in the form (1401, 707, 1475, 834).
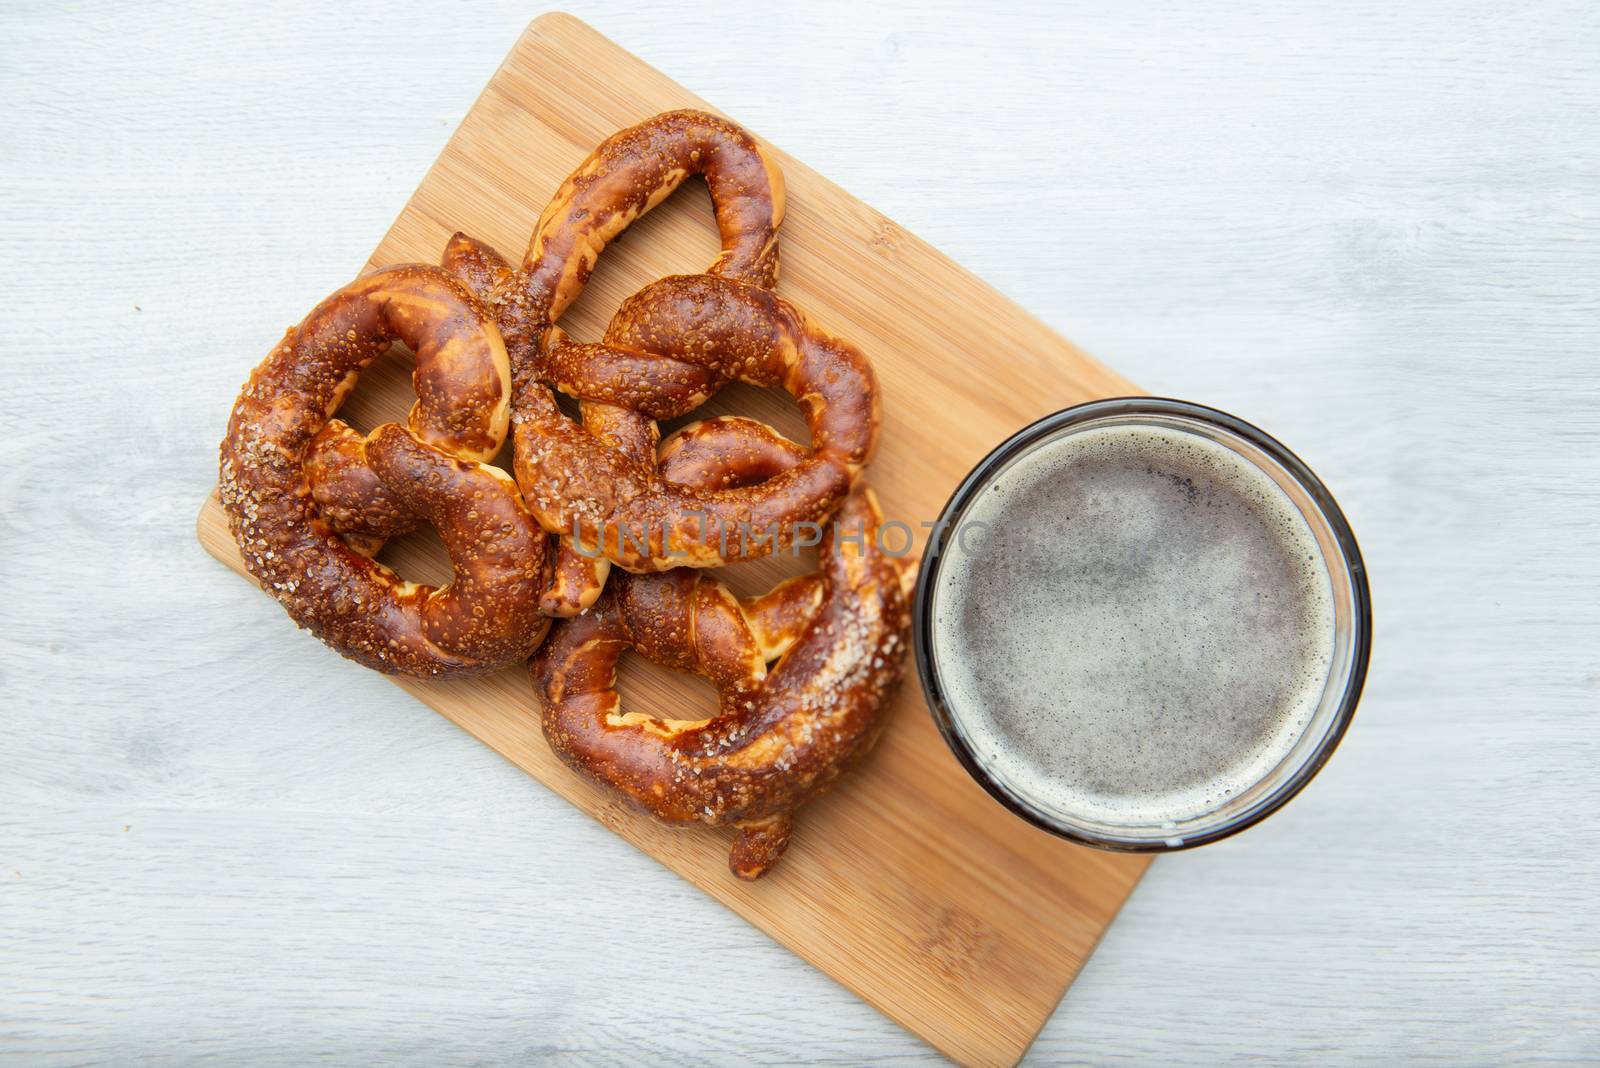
(912, 396, 1373, 853)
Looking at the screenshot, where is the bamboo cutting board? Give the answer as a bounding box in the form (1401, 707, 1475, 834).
(197, 14, 1149, 1065)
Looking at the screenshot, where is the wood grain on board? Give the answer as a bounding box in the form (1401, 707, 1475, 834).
(196, 13, 1148, 1066)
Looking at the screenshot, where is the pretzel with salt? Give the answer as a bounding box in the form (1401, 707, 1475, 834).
(218, 111, 913, 877)
(532, 486, 910, 879)
(444, 109, 880, 584)
(219, 266, 551, 677)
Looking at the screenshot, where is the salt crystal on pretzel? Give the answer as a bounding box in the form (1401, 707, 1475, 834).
(219, 266, 551, 677)
(532, 487, 911, 879)
(445, 110, 880, 581)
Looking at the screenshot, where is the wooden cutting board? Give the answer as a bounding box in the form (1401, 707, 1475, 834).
(196, 14, 1149, 1065)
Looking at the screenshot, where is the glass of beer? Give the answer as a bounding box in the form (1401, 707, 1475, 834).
(914, 397, 1371, 851)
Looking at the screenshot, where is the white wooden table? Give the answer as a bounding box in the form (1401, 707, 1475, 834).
(4, 2, 1597, 1063)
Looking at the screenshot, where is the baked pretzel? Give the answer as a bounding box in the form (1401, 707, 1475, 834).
(218, 111, 909, 878)
(218, 265, 551, 677)
(445, 110, 879, 578)
(531, 487, 911, 879)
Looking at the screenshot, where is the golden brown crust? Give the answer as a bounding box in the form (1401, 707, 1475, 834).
(511, 273, 878, 570)
(222, 111, 906, 878)
(658, 416, 808, 490)
(440, 231, 515, 303)
(482, 112, 907, 877)
(305, 419, 419, 548)
(530, 488, 911, 879)
(218, 265, 551, 677)
(515, 109, 783, 326)
(444, 109, 878, 575)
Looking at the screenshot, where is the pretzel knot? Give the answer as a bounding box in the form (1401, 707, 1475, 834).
(532, 488, 911, 879)
(219, 266, 551, 677)
(443, 109, 879, 598)
(218, 109, 914, 878)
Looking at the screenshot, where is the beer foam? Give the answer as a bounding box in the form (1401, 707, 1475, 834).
(930, 422, 1335, 829)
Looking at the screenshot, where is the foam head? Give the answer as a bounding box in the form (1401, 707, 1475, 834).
(916, 401, 1370, 849)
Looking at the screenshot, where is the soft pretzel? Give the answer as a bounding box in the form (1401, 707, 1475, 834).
(445, 110, 880, 578)
(518, 274, 879, 568)
(531, 487, 910, 879)
(657, 415, 809, 490)
(218, 265, 551, 677)
(218, 111, 911, 879)
(303, 419, 417, 557)
(524, 410, 810, 614)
